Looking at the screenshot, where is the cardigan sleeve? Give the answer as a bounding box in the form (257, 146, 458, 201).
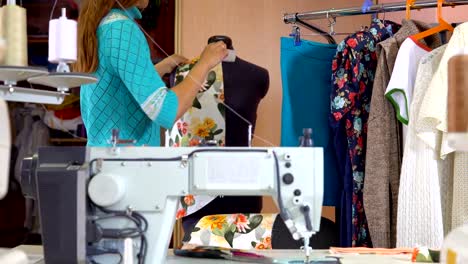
(102, 20, 178, 129)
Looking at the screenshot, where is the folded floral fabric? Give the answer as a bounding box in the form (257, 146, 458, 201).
(182, 214, 276, 250)
(411, 247, 440, 263)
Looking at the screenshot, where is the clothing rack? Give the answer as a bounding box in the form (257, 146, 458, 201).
(284, 0, 468, 23)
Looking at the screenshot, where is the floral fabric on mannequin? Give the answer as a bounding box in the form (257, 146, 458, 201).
(166, 59, 226, 218)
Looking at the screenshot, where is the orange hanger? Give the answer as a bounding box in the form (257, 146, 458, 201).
(411, 0, 454, 41)
(406, 0, 416, 19)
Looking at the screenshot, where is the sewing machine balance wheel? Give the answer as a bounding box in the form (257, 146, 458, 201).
(88, 172, 126, 208)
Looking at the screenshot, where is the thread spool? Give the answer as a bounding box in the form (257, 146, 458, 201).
(48, 8, 77, 66)
(447, 51, 468, 150)
(2, 4, 27, 67)
(0, 7, 5, 65)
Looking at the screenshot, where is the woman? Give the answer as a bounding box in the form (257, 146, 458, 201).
(75, 0, 228, 146)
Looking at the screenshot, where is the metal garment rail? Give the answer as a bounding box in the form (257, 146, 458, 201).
(284, 0, 468, 23)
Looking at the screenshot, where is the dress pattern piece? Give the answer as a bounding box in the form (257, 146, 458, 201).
(165, 59, 225, 219)
(330, 19, 398, 247)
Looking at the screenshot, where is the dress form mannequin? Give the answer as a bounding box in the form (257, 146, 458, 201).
(181, 36, 270, 234)
(207, 36, 270, 146)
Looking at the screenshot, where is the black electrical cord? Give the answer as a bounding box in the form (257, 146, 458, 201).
(132, 211, 148, 232)
(90, 205, 147, 264)
(94, 213, 143, 228)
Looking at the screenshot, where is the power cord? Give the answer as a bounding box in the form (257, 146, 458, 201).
(89, 206, 148, 264)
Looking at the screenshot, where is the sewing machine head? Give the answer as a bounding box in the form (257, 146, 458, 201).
(21, 145, 324, 264)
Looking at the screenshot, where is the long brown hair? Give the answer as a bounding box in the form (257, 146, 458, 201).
(75, 0, 141, 73)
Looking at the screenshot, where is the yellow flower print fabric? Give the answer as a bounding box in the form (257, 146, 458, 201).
(182, 214, 277, 250)
(166, 59, 225, 147)
(166, 60, 225, 218)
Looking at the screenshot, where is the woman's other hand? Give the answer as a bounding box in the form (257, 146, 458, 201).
(155, 54, 189, 76)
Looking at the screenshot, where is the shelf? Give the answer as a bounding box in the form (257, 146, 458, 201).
(28, 36, 48, 44)
(49, 138, 87, 144)
(0, 85, 66, 105)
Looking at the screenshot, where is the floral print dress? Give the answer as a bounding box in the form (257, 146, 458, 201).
(166, 59, 226, 219)
(330, 19, 399, 247)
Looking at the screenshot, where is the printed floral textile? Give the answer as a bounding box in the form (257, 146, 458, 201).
(330, 19, 399, 247)
(166, 59, 226, 219)
(166, 58, 225, 147)
(182, 214, 276, 250)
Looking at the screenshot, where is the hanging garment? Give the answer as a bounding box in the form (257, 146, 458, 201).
(43, 94, 83, 132)
(43, 111, 83, 132)
(385, 37, 439, 125)
(331, 19, 400, 247)
(385, 35, 440, 149)
(14, 112, 50, 182)
(397, 45, 450, 248)
(13, 109, 49, 235)
(280, 37, 339, 207)
(365, 19, 441, 248)
(417, 22, 468, 231)
(167, 59, 225, 219)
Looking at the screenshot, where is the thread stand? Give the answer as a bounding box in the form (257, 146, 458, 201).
(28, 72, 97, 93)
(28, 59, 97, 93)
(0, 85, 66, 105)
(0, 66, 48, 84)
(0, 66, 68, 105)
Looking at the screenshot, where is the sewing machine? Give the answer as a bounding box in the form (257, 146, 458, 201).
(19, 141, 324, 263)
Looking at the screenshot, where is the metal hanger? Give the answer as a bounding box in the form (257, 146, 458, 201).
(292, 13, 337, 44)
(297, 12, 354, 39)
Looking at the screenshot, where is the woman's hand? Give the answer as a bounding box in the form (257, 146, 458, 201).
(170, 42, 228, 121)
(155, 54, 189, 76)
(197, 41, 229, 71)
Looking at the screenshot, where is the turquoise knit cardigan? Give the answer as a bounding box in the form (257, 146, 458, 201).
(81, 7, 178, 146)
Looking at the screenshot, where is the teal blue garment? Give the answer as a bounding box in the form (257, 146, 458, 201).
(280, 37, 339, 206)
(81, 7, 178, 147)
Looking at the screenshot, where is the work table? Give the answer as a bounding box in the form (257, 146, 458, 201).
(16, 245, 413, 264)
